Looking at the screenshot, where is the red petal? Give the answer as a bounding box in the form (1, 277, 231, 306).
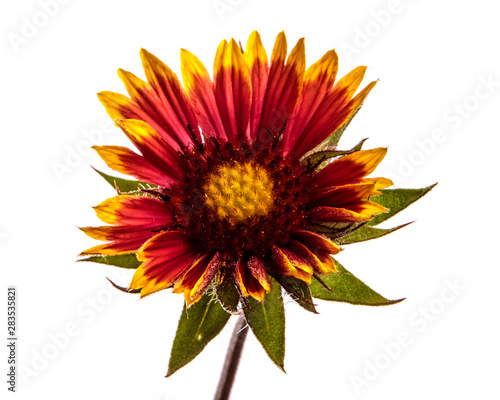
(292, 230, 340, 254)
(174, 253, 221, 305)
(117, 69, 186, 151)
(117, 119, 182, 181)
(257, 33, 305, 145)
(131, 231, 200, 297)
(140, 48, 201, 146)
(181, 49, 226, 141)
(308, 182, 377, 208)
(244, 31, 269, 141)
(309, 148, 388, 191)
(214, 39, 252, 144)
(93, 145, 174, 187)
(283, 49, 338, 155)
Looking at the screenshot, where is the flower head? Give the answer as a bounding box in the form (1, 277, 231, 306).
(81, 31, 392, 306)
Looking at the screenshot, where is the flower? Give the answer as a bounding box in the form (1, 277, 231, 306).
(80, 31, 393, 306)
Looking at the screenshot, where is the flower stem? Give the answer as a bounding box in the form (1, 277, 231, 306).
(214, 316, 248, 400)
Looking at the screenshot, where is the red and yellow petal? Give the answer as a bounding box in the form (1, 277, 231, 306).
(90, 195, 171, 226)
(307, 206, 373, 223)
(234, 257, 270, 301)
(118, 68, 191, 151)
(292, 230, 341, 255)
(258, 33, 305, 143)
(315, 250, 338, 273)
(79, 226, 156, 255)
(79, 195, 172, 255)
(116, 119, 182, 181)
(173, 253, 220, 306)
(283, 49, 338, 154)
(271, 244, 312, 283)
(308, 182, 377, 208)
(214, 39, 252, 144)
(180, 49, 226, 140)
(131, 231, 200, 297)
(244, 31, 269, 141)
(285, 67, 376, 158)
(93, 145, 174, 187)
(140, 48, 201, 146)
(287, 240, 330, 274)
(97, 91, 150, 124)
(309, 148, 388, 193)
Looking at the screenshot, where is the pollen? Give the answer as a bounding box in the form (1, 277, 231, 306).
(204, 162, 273, 224)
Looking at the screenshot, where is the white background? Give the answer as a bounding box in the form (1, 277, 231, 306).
(2, 0, 499, 399)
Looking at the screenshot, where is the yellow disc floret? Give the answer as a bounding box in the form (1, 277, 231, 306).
(204, 162, 273, 224)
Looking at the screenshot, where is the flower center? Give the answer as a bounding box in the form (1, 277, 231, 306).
(203, 162, 273, 224)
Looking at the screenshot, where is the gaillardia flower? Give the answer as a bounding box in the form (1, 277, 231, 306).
(80, 31, 393, 306)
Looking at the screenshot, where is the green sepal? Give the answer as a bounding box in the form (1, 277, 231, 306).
(243, 279, 285, 371)
(304, 138, 367, 168)
(337, 223, 412, 245)
(166, 291, 231, 377)
(93, 167, 156, 193)
(310, 259, 404, 306)
(216, 277, 240, 314)
(270, 274, 317, 314)
(368, 184, 437, 226)
(78, 253, 141, 269)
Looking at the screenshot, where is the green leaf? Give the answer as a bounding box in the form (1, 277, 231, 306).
(310, 259, 404, 306)
(368, 184, 437, 226)
(337, 223, 411, 245)
(93, 167, 155, 193)
(167, 291, 231, 377)
(216, 277, 240, 314)
(78, 253, 141, 269)
(243, 279, 285, 371)
(270, 274, 317, 314)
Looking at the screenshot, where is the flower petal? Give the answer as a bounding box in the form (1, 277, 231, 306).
(213, 39, 252, 144)
(140, 48, 201, 146)
(244, 31, 269, 141)
(285, 67, 376, 158)
(247, 255, 271, 292)
(307, 206, 372, 223)
(234, 257, 270, 301)
(271, 244, 312, 283)
(309, 148, 388, 191)
(180, 49, 226, 140)
(308, 182, 377, 208)
(283, 49, 338, 154)
(292, 230, 341, 254)
(91, 195, 171, 226)
(93, 145, 174, 187)
(117, 69, 186, 151)
(80, 196, 171, 255)
(131, 231, 200, 297)
(174, 253, 220, 305)
(287, 240, 329, 274)
(97, 91, 150, 123)
(117, 119, 182, 181)
(258, 33, 305, 145)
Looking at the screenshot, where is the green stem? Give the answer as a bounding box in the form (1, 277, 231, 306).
(214, 316, 248, 400)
